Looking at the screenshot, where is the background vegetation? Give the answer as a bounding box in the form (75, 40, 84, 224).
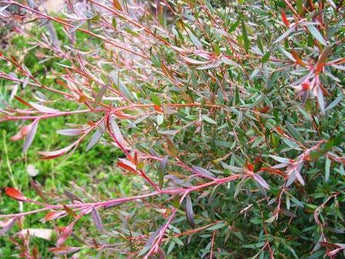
(0, 0, 344, 258)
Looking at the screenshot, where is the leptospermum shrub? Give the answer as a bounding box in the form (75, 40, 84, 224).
(1, 0, 345, 258)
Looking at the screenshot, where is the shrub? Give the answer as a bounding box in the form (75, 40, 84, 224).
(1, 0, 344, 258)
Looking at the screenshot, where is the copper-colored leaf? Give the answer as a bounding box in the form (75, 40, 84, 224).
(291, 50, 306, 67)
(63, 205, 78, 218)
(14, 95, 33, 108)
(78, 94, 88, 103)
(281, 11, 290, 27)
(154, 104, 163, 113)
(117, 159, 137, 173)
(5, 187, 27, 201)
(55, 79, 68, 88)
(43, 211, 67, 222)
(112, 0, 123, 11)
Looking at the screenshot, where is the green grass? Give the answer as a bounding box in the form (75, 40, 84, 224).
(0, 25, 129, 258)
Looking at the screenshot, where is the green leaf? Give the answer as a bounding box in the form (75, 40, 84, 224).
(307, 25, 327, 46)
(151, 93, 161, 106)
(242, 242, 265, 249)
(206, 222, 227, 231)
(111, 71, 134, 100)
(229, 20, 240, 33)
(273, 27, 295, 44)
(241, 21, 250, 53)
(188, 29, 202, 48)
(286, 121, 303, 143)
(297, 0, 303, 14)
(202, 115, 217, 125)
(325, 158, 331, 182)
(235, 86, 240, 105)
(261, 52, 270, 63)
(251, 136, 263, 148)
(325, 94, 343, 111)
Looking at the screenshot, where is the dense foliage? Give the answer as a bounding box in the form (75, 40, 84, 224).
(1, 0, 344, 258)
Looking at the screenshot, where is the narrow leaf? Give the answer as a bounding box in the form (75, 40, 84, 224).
(202, 115, 217, 125)
(185, 195, 195, 228)
(241, 21, 250, 52)
(23, 119, 39, 153)
(43, 211, 67, 222)
(269, 155, 290, 164)
(5, 187, 27, 201)
(56, 222, 75, 246)
(91, 208, 103, 231)
(110, 115, 124, 145)
(86, 129, 102, 151)
(221, 163, 244, 173)
(181, 56, 208, 65)
(273, 27, 295, 44)
(187, 29, 202, 48)
(316, 86, 325, 115)
(57, 128, 84, 136)
(192, 166, 216, 179)
(325, 95, 343, 111)
(253, 174, 269, 190)
(307, 25, 327, 46)
(111, 71, 133, 100)
(281, 11, 290, 27)
(94, 85, 109, 107)
(117, 158, 137, 173)
(49, 247, 81, 255)
(38, 142, 76, 159)
(63, 205, 78, 218)
(158, 157, 168, 189)
(0, 218, 16, 236)
(64, 190, 83, 203)
(29, 102, 60, 113)
(286, 121, 303, 142)
(112, 0, 122, 11)
(206, 222, 227, 231)
(325, 158, 331, 182)
(261, 52, 271, 63)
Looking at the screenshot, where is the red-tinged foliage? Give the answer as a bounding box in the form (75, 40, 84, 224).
(1, 0, 344, 258)
(38, 143, 76, 159)
(117, 159, 137, 174)
(275, 126, 285, 135)
(112, 0, 123, 11)
(43, 211, 67, 222)
(153, 104, 163, 113)
(49, 246, 81, 255)
(246, 163, 254, 172)
(281, 11, 290, 27)
(5, 188, 27, 202)
(290, 49, 306, 67)
(56, 221, 76, 246)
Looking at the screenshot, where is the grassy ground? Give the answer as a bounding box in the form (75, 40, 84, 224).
(0, 25, 131, 258)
